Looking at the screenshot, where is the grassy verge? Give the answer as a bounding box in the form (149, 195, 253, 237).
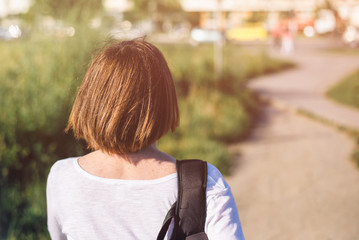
(321, 47, 359, 56)
(326, 69, 359, 167)
(327, 69, 359, 110)
(298, 109, 359, 168)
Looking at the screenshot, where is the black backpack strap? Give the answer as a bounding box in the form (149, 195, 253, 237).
(157, 202, 176, 240)
(157, 159, 208, 240)
(175, 159, 208, 239)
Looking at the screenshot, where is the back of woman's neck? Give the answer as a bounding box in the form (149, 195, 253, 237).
(78, 146, 177, 180)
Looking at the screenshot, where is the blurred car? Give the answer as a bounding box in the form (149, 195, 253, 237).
(343, 25, 359, 48)
(226, 24, 267, 42)
(0, 25, 22, 40)
(190, 28, 223, 44)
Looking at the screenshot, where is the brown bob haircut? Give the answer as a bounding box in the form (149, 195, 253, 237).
(66, 39, 179, 154)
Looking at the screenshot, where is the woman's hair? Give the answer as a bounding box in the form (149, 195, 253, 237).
(66, 40, 179, 154)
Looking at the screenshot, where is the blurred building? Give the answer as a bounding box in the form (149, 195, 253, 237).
(0, 0, 31, 18)
(182, 0, 317, 12)
(181, 0, 316, 30)
(180, 0, 359, 42)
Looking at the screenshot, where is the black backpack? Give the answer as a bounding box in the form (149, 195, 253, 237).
(157, 159, 209, 240)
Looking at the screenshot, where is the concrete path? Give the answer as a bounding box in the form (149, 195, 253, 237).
(250, 40, 359, 130)
(226, 39, 359, 240)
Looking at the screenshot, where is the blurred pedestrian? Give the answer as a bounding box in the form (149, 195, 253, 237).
(281, 28, 294, 55)
(46, 39, 245, 240)
(272, 25, 282, 48)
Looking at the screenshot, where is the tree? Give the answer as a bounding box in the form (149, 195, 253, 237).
(318, 0, 347, 36)
(28, 0, 104, 23)
(124, 0, 184, 31)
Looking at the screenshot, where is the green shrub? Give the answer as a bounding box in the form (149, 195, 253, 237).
(159, 87, 250, 174)
(179, 87, 250, 140)
(159, 134, 231, 174)
(0, 28, 102, 239)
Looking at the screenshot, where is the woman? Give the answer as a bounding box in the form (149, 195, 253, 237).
(46, 40, 245, 240)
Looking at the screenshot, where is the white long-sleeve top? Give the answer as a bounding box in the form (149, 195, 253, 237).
(46, 157, 245, 240)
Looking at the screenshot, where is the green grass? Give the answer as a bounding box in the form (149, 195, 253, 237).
(327, 69, 359, 110)
(321, 47, 359, 56)
(298, 109, 359, 168)
(326, 69, 359, 167)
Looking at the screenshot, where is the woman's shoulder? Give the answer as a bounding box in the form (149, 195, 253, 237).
(206, 163, 231, 195)
(47, 157, 79, 181)
(50, 157, 78, 171)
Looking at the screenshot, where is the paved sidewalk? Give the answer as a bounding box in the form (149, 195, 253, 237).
(249, 40, 359, 130)
(226, 39, 359, 240)
(227, 107, 359, 240)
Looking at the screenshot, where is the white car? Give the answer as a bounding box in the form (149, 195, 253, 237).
(190, 28, 223, 44)
(0, 25, 22, 40)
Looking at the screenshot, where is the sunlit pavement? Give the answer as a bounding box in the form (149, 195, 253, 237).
(251, 37, 359, 130)
(226, 37, 359, 240)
